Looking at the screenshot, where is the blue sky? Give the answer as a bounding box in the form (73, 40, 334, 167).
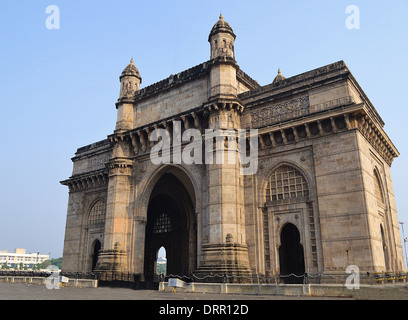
(0, 0, 407, 260)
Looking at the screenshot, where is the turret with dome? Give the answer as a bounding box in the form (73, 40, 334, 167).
(209, 14, 236, 60)
(119, 58, 142, 100)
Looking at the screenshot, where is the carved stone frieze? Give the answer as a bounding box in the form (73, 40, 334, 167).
(88, 154, 111, 170)
(250, 96, 310, 128)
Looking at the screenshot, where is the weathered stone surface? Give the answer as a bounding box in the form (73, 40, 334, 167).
(60, 15, 405, 284)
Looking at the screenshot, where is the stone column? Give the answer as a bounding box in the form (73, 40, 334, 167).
(196, 103, 252, 282)
(132, 216, 147, 281)
(95, 157, 132, 274)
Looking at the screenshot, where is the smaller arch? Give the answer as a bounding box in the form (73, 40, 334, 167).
(278, 223, 305, 284)
(265, 164, 309, 203)
(156, 246, 167, 276)
(88, 199, 106, 225)
(91, 240, 101, 271)
(373, 168, 385, 205)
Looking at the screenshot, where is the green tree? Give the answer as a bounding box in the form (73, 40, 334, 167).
(39, 260, 51, 269)
(50, 257, 62, 269)
(156, 262, 167, 275)
(37, 257, 63, 269)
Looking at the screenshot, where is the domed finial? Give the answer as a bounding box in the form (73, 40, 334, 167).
(219, 13, 224, 20)
(130, 57, 134, 64)
(272, 68, 286, 84)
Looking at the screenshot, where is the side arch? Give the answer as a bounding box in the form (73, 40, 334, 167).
(373, 167, 386, 206)
(91, 239, 101, 271)
(260, 161, 321, 278)
(85, 198, 106, 272)
(260, 161, 312, 205)
(278, 223, 305, 284)
(88, 199, 107, 225)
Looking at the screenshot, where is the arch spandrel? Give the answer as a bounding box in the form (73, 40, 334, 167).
(135, 164, 200, 220)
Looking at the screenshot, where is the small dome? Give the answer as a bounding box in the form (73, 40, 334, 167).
(208, 14, 236, 41)
(120, 58, 141, 81)
(272, 68, 286, 85)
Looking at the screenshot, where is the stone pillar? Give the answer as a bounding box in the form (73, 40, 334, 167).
(195, 16, 253, 281)
(196, 103, 252, 281)
(132, 216, 147, 280)
(95, 156, 132, 274)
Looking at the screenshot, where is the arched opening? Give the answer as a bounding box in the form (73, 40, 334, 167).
(373, 170, 385, 205)
(279, 223, 305, 284)
(266, 165, 309, 203)
(156, 246, 167, 276)
(91, 240, 101, 271)
(380, 224, 390, 271)
(143, 172, 196, 286)
(89, 200, 106, 225)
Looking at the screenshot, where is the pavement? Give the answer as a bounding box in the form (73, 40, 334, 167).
(0, 282, 348, 300)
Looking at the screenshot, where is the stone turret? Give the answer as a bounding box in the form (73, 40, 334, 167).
(208, 14, 239, 101)
(115, 58, 141, 132)
(208, 14, 236, 60)
(119, 58, 142, 99)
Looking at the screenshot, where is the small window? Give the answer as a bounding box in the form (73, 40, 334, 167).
(153, 213, 172, 234)
(89, 200, 106, 225)
(266, 165, 309, 202)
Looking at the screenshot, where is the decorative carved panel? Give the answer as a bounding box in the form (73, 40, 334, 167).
(250, 96, 310, 128)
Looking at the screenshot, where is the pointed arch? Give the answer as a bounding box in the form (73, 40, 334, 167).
(137, 164, 198, 285)
(88, 199, 106, 225)
(278, 223, 305, 283)
(373, 168, 385, 205)
(91, 239, 101, 271)
(265, 163, 309, 203)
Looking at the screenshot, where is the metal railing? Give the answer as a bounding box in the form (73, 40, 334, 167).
(2, 270, 407, 289)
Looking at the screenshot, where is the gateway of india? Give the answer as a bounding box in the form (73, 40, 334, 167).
(61, 15, 406, 284)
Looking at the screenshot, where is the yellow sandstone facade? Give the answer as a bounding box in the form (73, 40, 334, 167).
(61, 15, 405, 285)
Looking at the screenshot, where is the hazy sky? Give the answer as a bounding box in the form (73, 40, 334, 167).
(0, 0, 407, 260)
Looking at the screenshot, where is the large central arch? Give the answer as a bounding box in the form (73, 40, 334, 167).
(142, 167, 197, 285)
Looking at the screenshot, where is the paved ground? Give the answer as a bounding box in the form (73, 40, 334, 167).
(0, 282, 348, 300)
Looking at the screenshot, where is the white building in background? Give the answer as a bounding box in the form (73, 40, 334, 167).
(0, 249, 49, 269)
